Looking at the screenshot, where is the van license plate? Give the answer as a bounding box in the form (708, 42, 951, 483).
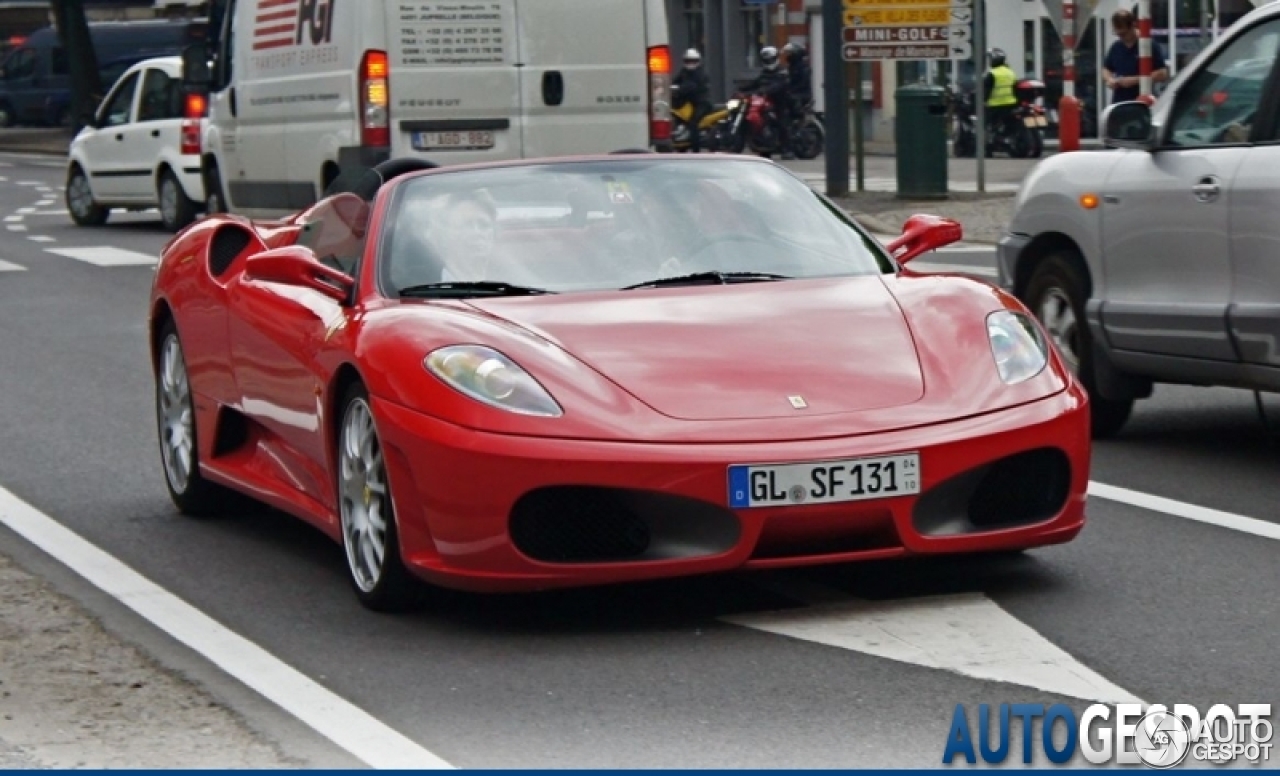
(727, 453, 920, 509)
(412, 131, 495, 151)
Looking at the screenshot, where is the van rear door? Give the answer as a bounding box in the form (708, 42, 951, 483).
(387, 1, 523, 163)
(513, 0, 650, 157)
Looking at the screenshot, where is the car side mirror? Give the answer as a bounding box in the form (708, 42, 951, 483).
(1102, 101, 1155, 150)
(244, 246, 354, 304)
(181, 43, 212, 92)
(886, 214, 963, 265)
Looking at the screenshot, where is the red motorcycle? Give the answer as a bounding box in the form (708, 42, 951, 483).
(722, 91, 824, 159)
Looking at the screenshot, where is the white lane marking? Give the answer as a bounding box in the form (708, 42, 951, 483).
(16, 207, 34, 214)
(46, 246, 155, 267)
(0, 176, 8, 181)
(28, 210, 67, 217)
(0, 485, 454, 769)
(1089, 482, 1280, 541)
(4, 216, 22, 222)
(0, 259, 26, 272)
(16, 181, 41, 186)
(910, 261, 998, 278)
(723, 592, 1143, 705)
(7, 225, 26, 232)
(26, 235, 54, 244)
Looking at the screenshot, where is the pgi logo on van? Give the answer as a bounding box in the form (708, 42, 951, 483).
(253, 0, 337, 51)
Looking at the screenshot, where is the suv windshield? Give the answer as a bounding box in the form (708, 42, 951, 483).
(378, 159, 891, 295)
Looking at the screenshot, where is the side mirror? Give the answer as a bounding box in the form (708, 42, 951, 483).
(1102, 101, 1155, 150)
(886, 214, 963, 265)
(181, 43, 212, 91)
(244, 246, 354, 304)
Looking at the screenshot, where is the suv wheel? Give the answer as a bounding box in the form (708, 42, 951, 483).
(1025, 252, 1134, 438)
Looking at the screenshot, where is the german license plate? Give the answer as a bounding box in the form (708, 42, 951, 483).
(411, 130, 495, 151)
(727, 453, 920, 509)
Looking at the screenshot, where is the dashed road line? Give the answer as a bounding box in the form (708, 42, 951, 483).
(7, 225, 27, 232)
(16, 181, 41, 186)
(0, 259, 26, 272)
(27, 235, 54, 244)
(4, 215, 22, 222)
(0, 484, 454, 770)
(45, 246, 156, 267)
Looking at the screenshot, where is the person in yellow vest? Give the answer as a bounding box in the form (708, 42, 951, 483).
(982, 48, 1018, 149)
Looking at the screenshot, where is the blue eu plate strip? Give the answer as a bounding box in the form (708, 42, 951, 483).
(727, 466, 750, 509)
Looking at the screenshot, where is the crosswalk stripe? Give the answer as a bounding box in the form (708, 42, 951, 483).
(46, 246, 156, 267)
(0, 259, 26, 272)
(27, 235, 54, 244)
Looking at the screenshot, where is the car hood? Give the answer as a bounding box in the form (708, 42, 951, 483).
(467, 276, 925, 421)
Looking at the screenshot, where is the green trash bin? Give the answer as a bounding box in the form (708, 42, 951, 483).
(894, 84, 949, 199)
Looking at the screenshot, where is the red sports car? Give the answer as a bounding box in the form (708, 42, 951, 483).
(150, 155, 1089, 610)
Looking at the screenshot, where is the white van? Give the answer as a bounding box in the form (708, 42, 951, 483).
(186, 0, 673, 217)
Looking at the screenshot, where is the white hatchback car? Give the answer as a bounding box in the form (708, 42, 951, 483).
(66, 57, 206, 232)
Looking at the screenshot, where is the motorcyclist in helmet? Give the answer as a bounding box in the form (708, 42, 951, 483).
(742, 46, 794, 158)
(673, 48, 712, 151)
(982, 48, 1019, 150)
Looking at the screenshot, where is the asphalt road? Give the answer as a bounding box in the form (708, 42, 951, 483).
(0, 151, 1276, 768)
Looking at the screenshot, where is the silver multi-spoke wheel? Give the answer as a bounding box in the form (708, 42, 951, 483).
(339, 397, 389, 593)
(1038, 287, 1079, 372)
(68, 174, 94, 218)
(158, 333, 194, 494)
(160, 176, 180, 227)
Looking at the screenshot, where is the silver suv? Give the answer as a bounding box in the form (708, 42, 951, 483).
(997, 3, 1280, 437)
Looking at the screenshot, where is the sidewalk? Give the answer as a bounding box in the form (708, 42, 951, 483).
(0, 128, 71, 156)
(0, 550, 303, 767)
(833, 191, 1015, 245)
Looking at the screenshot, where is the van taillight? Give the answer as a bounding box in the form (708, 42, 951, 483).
(360, 50, 390, 148)
(647, 45, 672, 144)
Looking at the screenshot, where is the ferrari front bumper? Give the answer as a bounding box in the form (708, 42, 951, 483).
(374, 383, 1090, 593)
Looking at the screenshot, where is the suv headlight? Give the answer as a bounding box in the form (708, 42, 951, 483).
(987, 311, 1048, 384)
(425, 345, 563, 417)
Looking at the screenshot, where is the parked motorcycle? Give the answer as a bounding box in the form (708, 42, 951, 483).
(950, 78, 1051, 159)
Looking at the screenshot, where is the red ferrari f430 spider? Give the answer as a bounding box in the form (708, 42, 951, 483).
(149, 155, 1089, 610)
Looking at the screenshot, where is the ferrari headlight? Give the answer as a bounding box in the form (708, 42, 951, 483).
(987, 311, 1048, 385)
(425, 346, 563, 417)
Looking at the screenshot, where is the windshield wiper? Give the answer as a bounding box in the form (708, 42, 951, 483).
(398, 281, 555, 299)
(621, 271, 790, 291)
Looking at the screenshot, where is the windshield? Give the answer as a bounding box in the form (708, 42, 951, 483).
(378, 159, 892, 295)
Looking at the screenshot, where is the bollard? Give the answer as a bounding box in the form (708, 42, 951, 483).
(1058, 95, 1081, 152)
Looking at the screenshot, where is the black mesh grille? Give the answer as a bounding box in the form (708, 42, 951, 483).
(209, 227, 252, 277)
(968, 448, 1071, 528)
(510, 487, 651, 563)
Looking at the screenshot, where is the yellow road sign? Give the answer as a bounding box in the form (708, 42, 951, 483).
(845, 7, 953, 25)
(844, 0, 969, 5)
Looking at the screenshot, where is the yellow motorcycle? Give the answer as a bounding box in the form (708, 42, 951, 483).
(671, 88, 732, 152)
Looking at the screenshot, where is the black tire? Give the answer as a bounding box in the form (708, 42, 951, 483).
(66, 165, 109, 227)
(1029, 128, 1044, 159)
(1024, 253, 1134, 438)
(158, 168, 198, 233)
(336, 382, 418, 612)
(204, 162, 226, 215)
(794, 124, 824, 160)
(1010, 126, 1034, 158)
(155, 319, 233, 517)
